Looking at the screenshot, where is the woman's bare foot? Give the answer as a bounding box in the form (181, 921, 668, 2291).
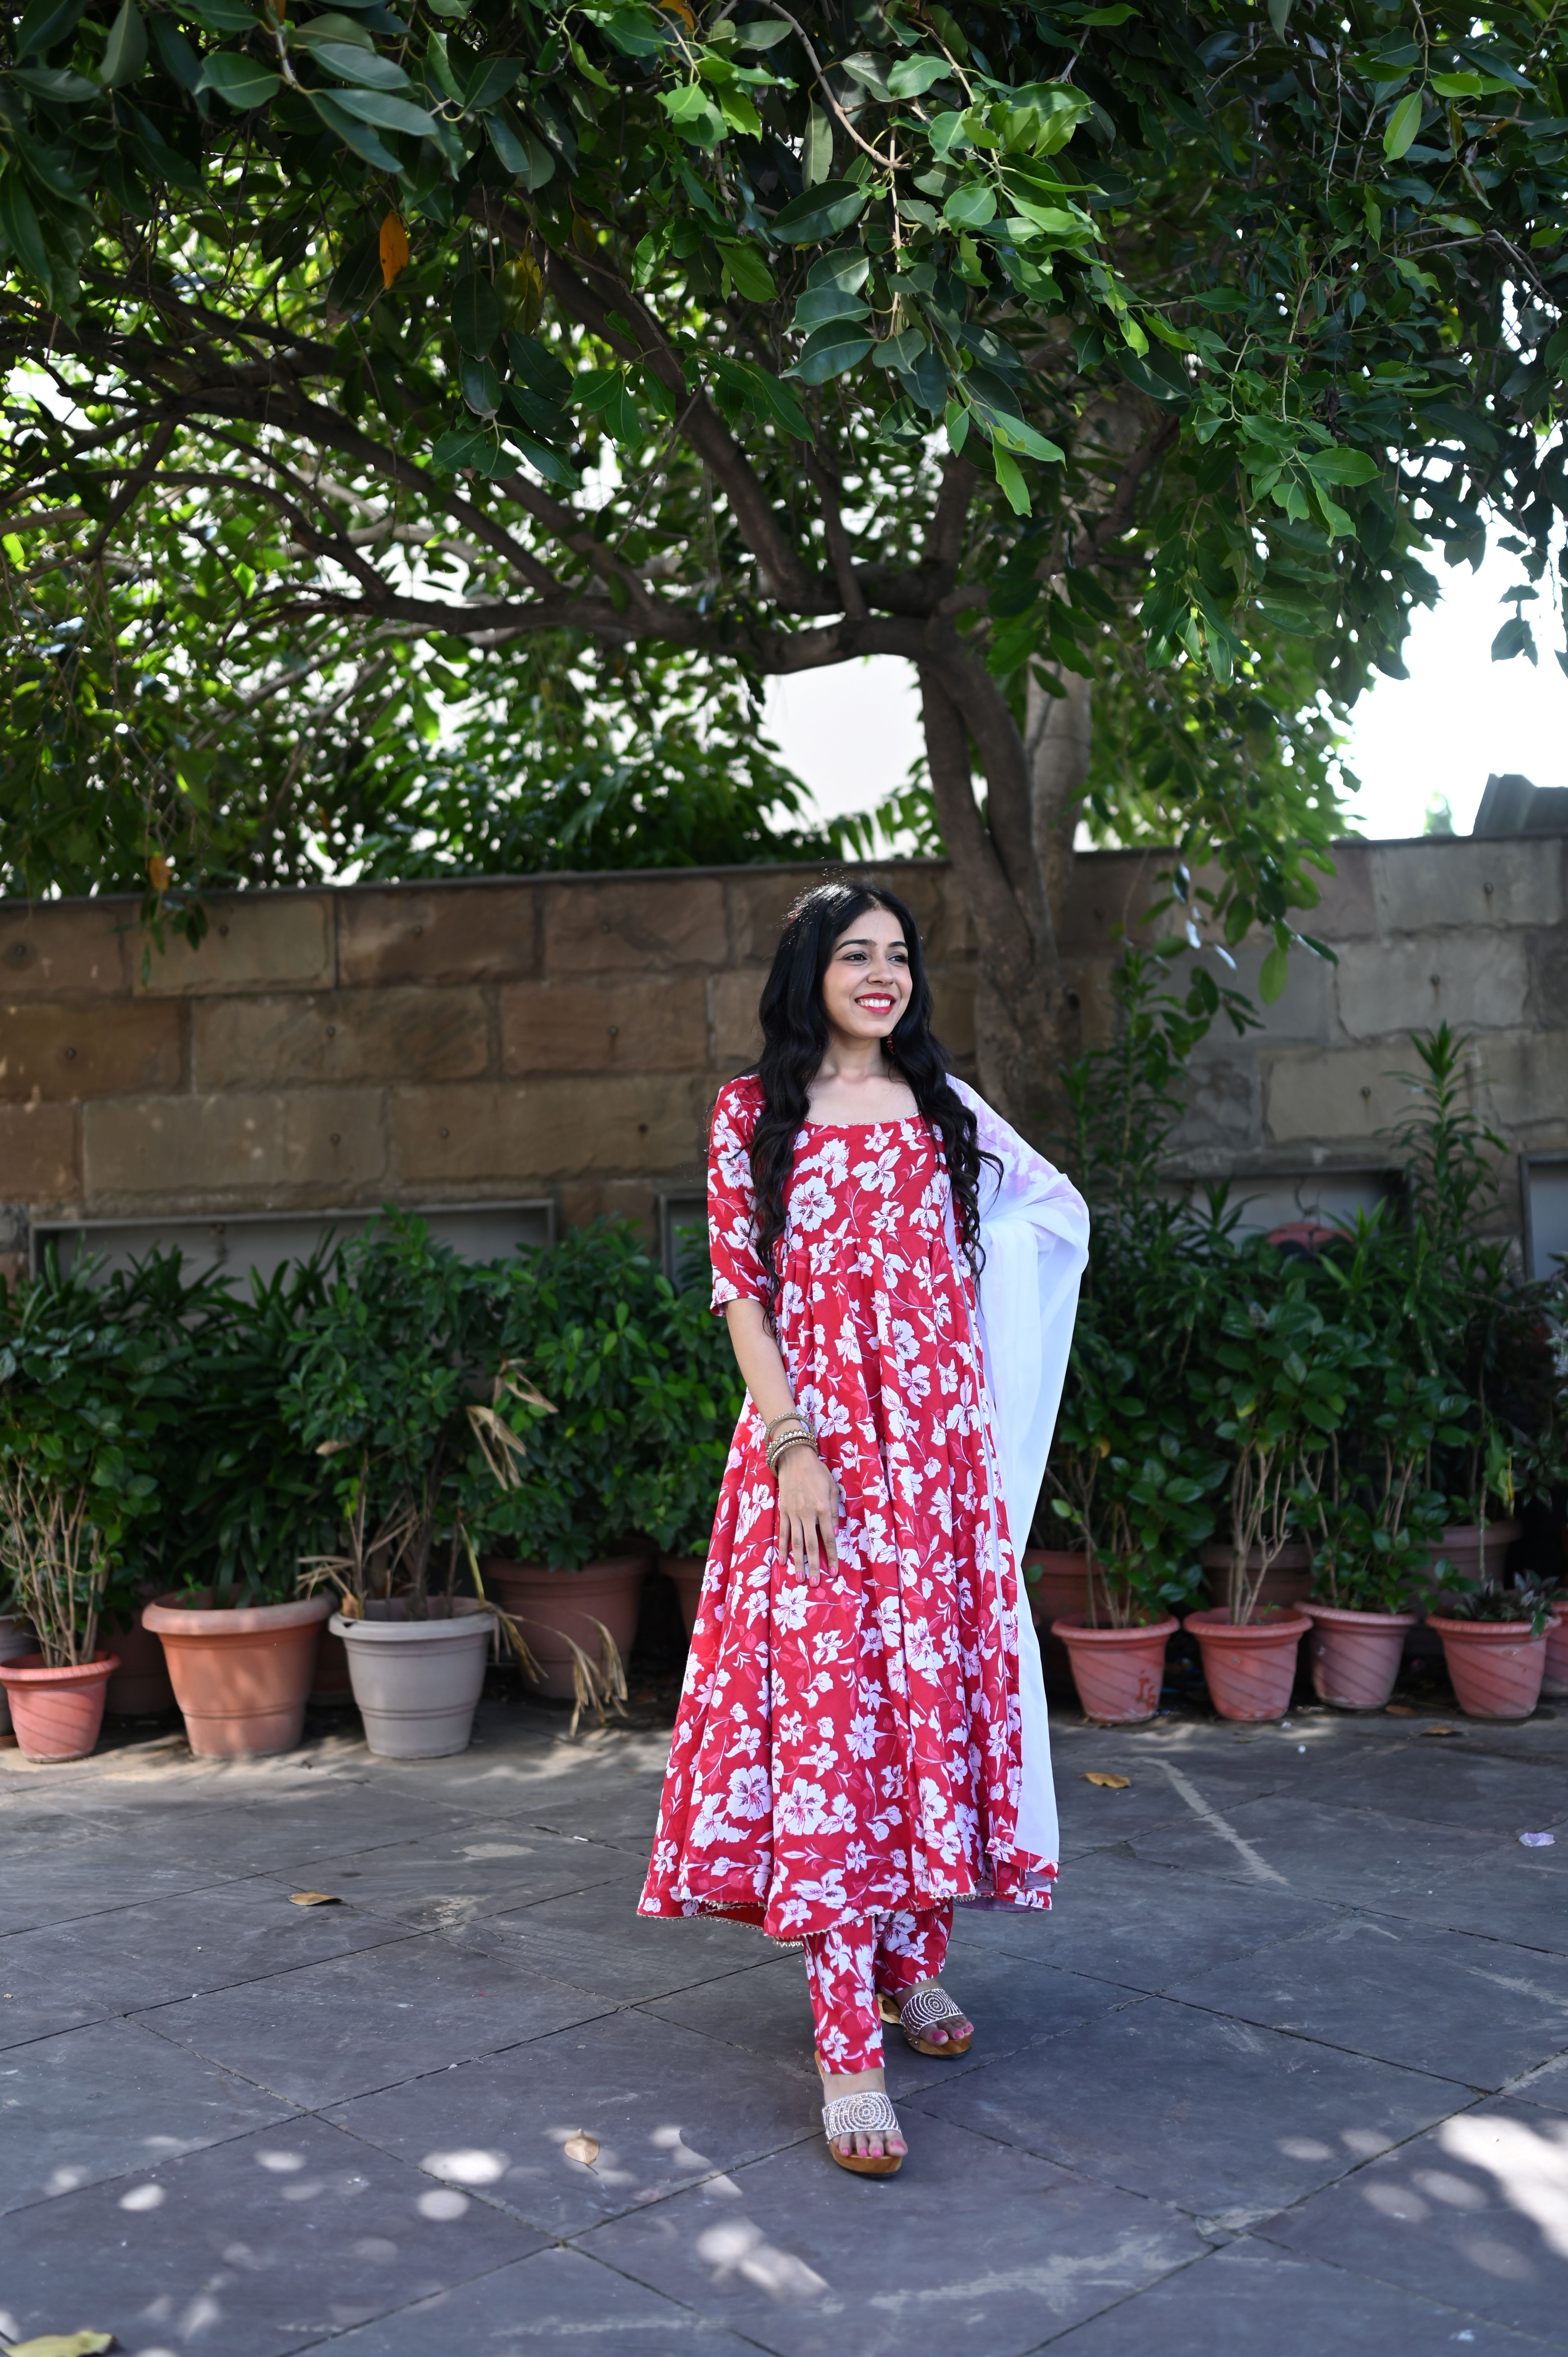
(881, 1976, 973, 2053)
(818, 2063, 909, 2164)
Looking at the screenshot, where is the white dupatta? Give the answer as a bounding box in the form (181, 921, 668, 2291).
(949, 1077, 1090, 1871)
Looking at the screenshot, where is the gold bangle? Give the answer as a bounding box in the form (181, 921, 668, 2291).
(764, 1410, 807, 1438)
(768, 1432, 818, 1474)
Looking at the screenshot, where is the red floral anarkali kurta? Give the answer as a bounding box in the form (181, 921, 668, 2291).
(640, 1077, 1075, 1943)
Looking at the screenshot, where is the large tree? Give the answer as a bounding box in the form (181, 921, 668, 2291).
(2, 0, 1563, 1128)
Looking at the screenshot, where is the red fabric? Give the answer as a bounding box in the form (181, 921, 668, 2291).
(802, 1904, 953, 2073)
(639, 1078, 1052, 1942)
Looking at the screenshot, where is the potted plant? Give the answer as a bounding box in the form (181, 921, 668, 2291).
(0, 1254, 180, 1759)
(1186, 1257, 1350, 1720)
(477, 1223, 733, 1714)
(1298, 1325, 1459, 1711)
(284, 1212, 542, 1756)
(1045, 1330, 1217, 1723)
(1427, 1577, 1557, 1721)
(141, 1251, 339, 1756)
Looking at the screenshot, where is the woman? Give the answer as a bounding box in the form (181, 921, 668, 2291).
(640, 882, 1088, 2175)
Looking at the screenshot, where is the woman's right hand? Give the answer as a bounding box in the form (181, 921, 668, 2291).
(776, 1448, 839, 1585)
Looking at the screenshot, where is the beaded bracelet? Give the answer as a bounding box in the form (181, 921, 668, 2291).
(768, 1431, 818, 1476)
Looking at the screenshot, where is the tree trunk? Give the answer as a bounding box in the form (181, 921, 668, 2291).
(1026, 665, 1091, 931)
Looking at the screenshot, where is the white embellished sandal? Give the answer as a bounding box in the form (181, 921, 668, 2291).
(877, 1981, 973, 2057)
(821, 2088, 905, 2177)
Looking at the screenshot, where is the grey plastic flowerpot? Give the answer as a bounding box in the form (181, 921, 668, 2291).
(330, 1598, 493, 1759)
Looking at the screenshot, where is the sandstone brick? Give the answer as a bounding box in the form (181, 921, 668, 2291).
(1301, 840, 1377, 940)
(556, 1179, 662, 1240)
(545, 878, 728, 975)
(1171, 1053, 1263, 1152)
(1528, 930, 1568, 1030)
(394, 1077, 704, 1187)
(1372, 838, 1563, 934)
(724, 867, 826, 965)
(0, 1251, 25, 1288)
(136, 895, 332, 996)
(500, 978, 706, 1077)
(1264, 1048, 1416, 1144)
(0, 1002, 183, 1101)
(0, 1103, 79, 1199)
(927, 964, 976, 1060)
(1335, 934, 1529, 1041)
(707, 968, 768, 1069)
(1470, 1031, 1568, 1135)
(193, 989, 489, 1092)
(337, 885, 540, 986)
(83, 1090, 385, 1201)
(1052, 849, 1167, 956)
(0, 904, 129, 998)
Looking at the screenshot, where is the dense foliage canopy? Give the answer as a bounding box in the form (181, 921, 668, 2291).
(2, 0, 1564, 1115)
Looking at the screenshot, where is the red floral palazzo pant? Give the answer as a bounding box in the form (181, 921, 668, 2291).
(801, 1903, 953, 2074)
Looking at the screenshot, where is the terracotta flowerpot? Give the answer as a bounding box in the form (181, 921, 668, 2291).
(482, 1556, 646, 1700)
(1543, 1600, 1568, 1702)
(0, 1613, 36, 1739)
(1185, 1606, 1312, 1723)
(1303, 1603, 1418, 1713)
(1429, 1521, 1522, 1589)
(1056, 1616, 1178, 1725)
(104, 1604, 177, 1717)
(662, 1556, 708, 1640)
(1021, 1550, 1104, 1700)
(330, 1598, 493, 1758)
(143, 1592, 331, 1757)
(1425, 1612, 1547, 1721)
(0, 1652, 119, 1761)
(1200, 1541, 1314, 1618)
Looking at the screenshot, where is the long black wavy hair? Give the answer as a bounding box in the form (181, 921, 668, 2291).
(746, 881, 997, 1306)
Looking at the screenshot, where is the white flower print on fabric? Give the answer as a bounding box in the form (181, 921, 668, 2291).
(642, 1076, 1069, 1942)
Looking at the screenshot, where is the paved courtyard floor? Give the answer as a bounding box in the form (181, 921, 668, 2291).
(2, 1687, 1567, 2356)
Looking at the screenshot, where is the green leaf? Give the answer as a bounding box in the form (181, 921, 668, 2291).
(716, 85, 762, 137)
(183, 0, 258, 27)
(886, 54, 950, 98)
(789, 281, 869, 330)
(1383, 89, 1423, 160)
(486, 110, 554, 187)
(196, 50, 282, 107)
(0, 168, 52, 294)
(289, 12, 376, 48)
(14, 0, 88, 62)
(992, 443, 1030, 514)
(461, 352, 502, 415)
(306, 86, 403, 169)
(660, 81, 724, 143)
(1266, 0, 1291, 32)
(717, 239, 776, 302)
(12, 64, 99, 100)
(1430, 71, 1482, 95)
(328, 86, 436, 135)
(944, 179, 998, 228)
(451, 270, 501, 353)
(733, 17, 793, 48)
(1302, 445, 1379, 486)
(805, 246, 871, 294)
(463, 54, 525, 112)
(1491, 614, 1538, 664)
(432, 424, 497, 471)
(311, 42, 412, 89)
(100, 0, 148, 85)
(503, 425, 582, 489)
(802, 101, 833, 186)
(781, 320, 874, 383)
(768, 178, 869, 243)
(1259, 940, 1289, 1001)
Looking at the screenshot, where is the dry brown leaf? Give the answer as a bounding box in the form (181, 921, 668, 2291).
(1084, 1772, 1130, 1789)
(1383, 1703, 1415, 1715)
(6, 2334, 117, 2356)
(1421, 1725, 1463, 1739)
(288, 1891, 341, 1907)
(563, 2133, 600, 2166)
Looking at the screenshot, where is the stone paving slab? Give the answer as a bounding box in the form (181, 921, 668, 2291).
(0, 2113, 544, 2357)
(2, 1696, 1566, 2353)
(1258, 2094, 1568, 2344)
(1042, 2234, 1546, 2355)
(576, 2111, 1205, 2357)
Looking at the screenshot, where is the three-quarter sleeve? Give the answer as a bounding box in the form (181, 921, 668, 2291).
(707, 1080, 769, 1313)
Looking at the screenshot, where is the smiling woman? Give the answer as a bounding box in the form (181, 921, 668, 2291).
(638, 882, 1089, 2179)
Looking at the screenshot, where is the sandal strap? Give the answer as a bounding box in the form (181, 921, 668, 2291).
(822, 2091, 900, 2142)
(896, 1983, 965, 2032)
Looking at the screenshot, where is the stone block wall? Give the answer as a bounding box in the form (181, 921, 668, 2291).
(0, 832, 1563, 1281)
